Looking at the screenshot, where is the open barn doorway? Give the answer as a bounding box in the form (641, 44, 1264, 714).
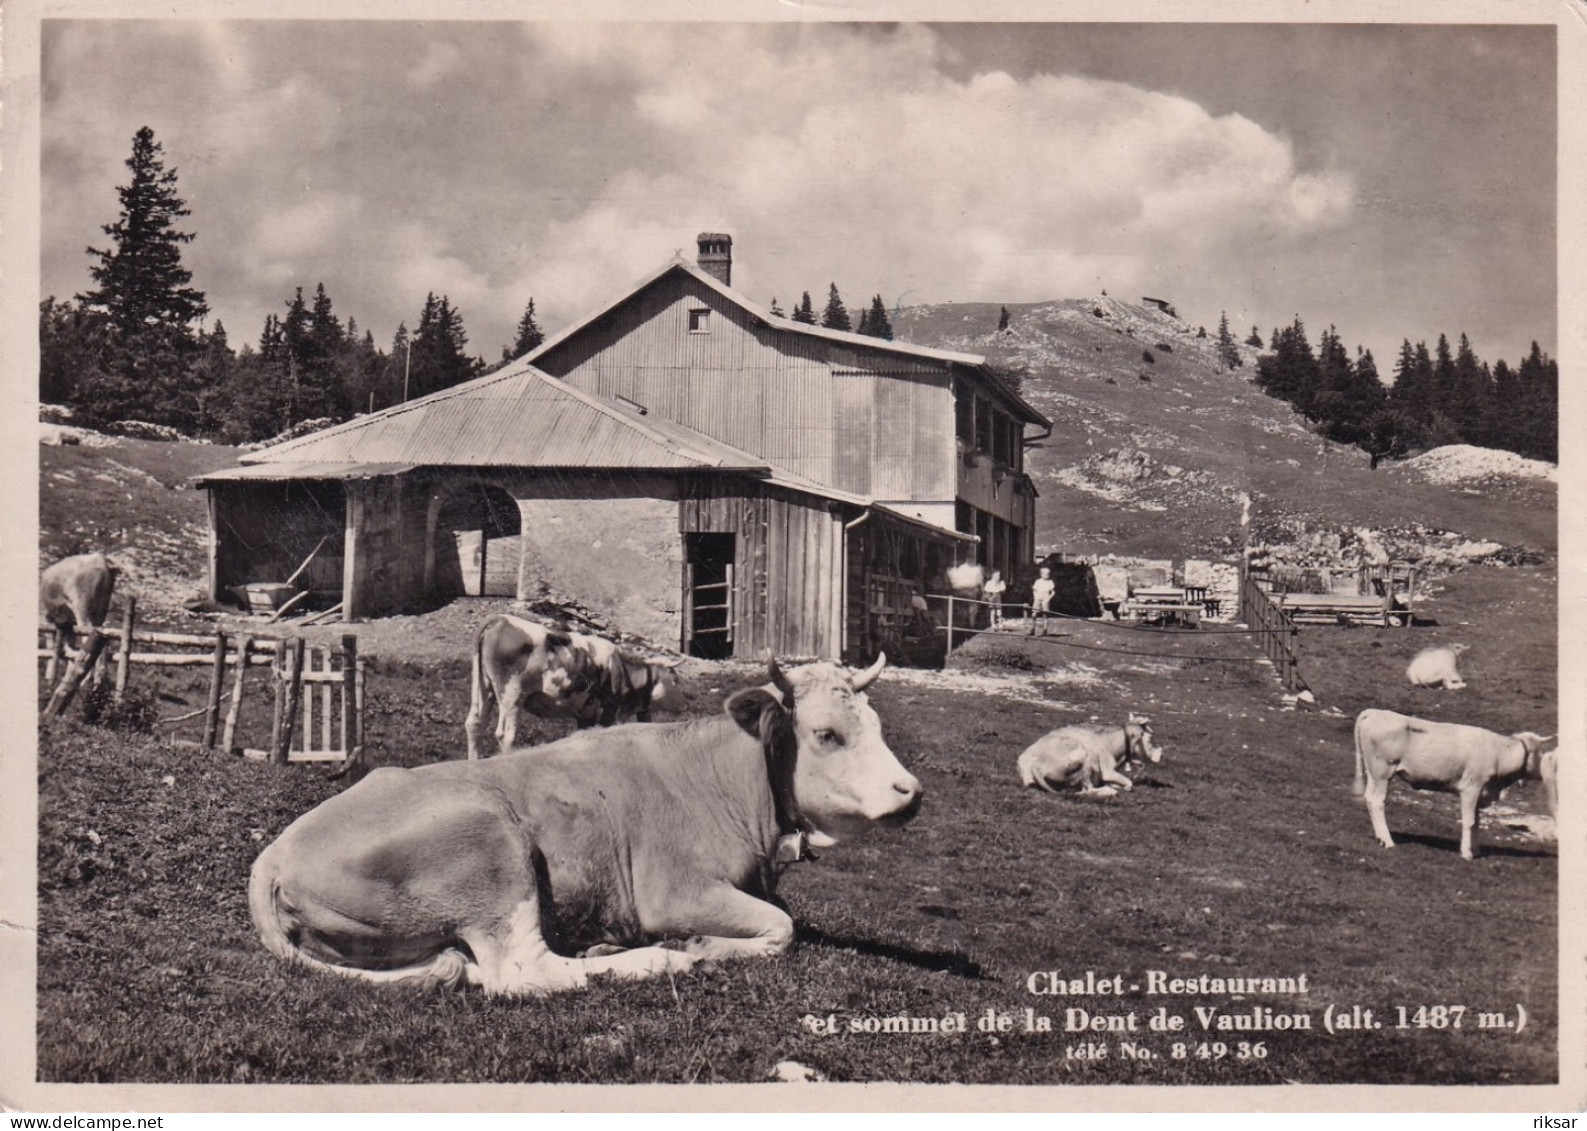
(684, 532, 736, 659)
(430, 483, 522, 599)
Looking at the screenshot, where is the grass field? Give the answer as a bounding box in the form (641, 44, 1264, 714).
(36, 562, 1557, 1085)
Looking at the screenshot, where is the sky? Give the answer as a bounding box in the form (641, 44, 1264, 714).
(39, 20, 1558, 373)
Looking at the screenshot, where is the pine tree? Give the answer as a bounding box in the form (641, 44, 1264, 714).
(409, 293, 480, 397)
(1254, 317, 1319, 414)
(72, 126, 208, 428)
(78, 126, 207, 340)
(1246, 327, 1264, 349)
(792, 291, 816, 325)
(769, 297, 785, 318)
(821, 284, 852, 332)
(1216, 312, 1242, 370)
(998, 305, 1010, 332)
(859, 294, 893, 340)
(510, 297, 545, 358)
(39, 297, 110, 407)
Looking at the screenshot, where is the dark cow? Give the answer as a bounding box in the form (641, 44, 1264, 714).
(464, 614, 678, 758)
(1353, 708, 1556, 860)
(40, 552, 118, 649)
(249, 654, 921, 995)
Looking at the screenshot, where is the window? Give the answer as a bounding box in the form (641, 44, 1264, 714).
(688, 308, 711, 333)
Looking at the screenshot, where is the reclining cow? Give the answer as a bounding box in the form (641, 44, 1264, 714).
(1406, 644, 1469, 690)
(249, 654, 921, 995)
(464, 614, 678, 758)
(1353, 708, 1556, 860)
(1017, 714, 1163, 799)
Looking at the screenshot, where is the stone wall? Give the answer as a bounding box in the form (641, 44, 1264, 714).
(506, 472, 683, 647)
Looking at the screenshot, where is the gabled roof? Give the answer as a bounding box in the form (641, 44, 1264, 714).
(523, 256, 1051, 427)
(221, 358, 972, 542)
(241, 363, 769, 471)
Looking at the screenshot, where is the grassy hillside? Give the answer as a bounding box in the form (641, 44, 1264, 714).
(893, 298, 1555, 561)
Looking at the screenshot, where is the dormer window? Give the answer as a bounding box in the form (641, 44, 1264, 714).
(688, 308, 711, 333)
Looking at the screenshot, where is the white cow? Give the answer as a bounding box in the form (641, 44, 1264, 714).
(1018, 715, 1163, 799)
(1406, 644, 1469, 690)
(1353, 708, 1556, 860)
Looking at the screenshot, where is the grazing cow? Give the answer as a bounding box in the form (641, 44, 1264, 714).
(40, 552, 118, 648)
(464, 614, 678, 758)
(1018, 715, 1164, 799)
(1406, 644, 1469, 689)
(1352, 708, 1556, 860)
(249, 654, 921, 995)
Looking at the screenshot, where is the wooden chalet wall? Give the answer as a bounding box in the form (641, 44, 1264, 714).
(536, 270, 957, 506)
(680, 476, 844, 660)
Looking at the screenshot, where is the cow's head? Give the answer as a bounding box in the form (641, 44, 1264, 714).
(1123, 713, 1164, 770)
(726, 652, 922, 847)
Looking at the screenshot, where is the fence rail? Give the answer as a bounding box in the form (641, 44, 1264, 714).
(1240, 568, 1302, 692)
(40, 602, 363, 765)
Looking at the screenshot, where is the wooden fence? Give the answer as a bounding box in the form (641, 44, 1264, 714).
(39, 597, 363, 765)
(1240, 568, 1302, 692)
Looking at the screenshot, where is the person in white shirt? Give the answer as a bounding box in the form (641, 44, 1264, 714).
(1030, 566, 1055, 636)
(983, 569, 1007, 627)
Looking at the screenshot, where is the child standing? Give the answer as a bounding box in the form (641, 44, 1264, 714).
(1029, 566, 1055, 636)
(983, 569, 1007, 627)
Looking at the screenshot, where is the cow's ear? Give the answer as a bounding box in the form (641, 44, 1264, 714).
(726, 688, 786, 736)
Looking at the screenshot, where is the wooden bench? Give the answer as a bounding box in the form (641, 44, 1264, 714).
(1273, 592, 1408, 628)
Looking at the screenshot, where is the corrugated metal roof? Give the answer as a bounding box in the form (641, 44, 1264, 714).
(192, 462, 418, 484)
(524, 256, 1050, 427)
(242, 367, 769, 471)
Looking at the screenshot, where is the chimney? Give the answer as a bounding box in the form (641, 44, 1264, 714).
(696, 232, 732, 287)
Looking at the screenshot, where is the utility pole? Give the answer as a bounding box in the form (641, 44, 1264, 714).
(403, 339, 412, 403)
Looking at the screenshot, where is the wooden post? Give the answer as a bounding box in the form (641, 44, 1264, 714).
(301, 644, 316, 756)
(44, 630, 108, 716)
(268, 643, 285, 760)
(114, 597, 137, 703)
(320, 646, 334, 753)
(945, 594, 955, 655)
(281, 637, 307, 763)
(202, 630, 228, 749)
(45, 627, 62, 685)
(274, 638, 306, 765)
(354, 656, 367, 752)
(341, 635, 358, 759)
(222, 635, 252, 753)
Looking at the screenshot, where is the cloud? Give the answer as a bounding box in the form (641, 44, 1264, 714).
(42, 22, 1361, 362)
(511, 24, 1355, 327)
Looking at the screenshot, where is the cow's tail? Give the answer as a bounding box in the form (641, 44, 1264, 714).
(248, 852, 298, 963)
(1351, 716, 1367, 796)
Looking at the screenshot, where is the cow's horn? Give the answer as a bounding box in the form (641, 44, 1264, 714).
(766, 652, 796, 703)
(852, 651, 887, 691)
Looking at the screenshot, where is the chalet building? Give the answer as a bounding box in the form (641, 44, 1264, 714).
(198, 234, 1050, 662)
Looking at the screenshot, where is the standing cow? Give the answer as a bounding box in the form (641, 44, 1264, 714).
(1353, 708, 1556, 860)
(464, 614, 679, 758)
(250, 654, 921, 995)
(1018, 715, 1163, 799)
(40, 552, 118, 649)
